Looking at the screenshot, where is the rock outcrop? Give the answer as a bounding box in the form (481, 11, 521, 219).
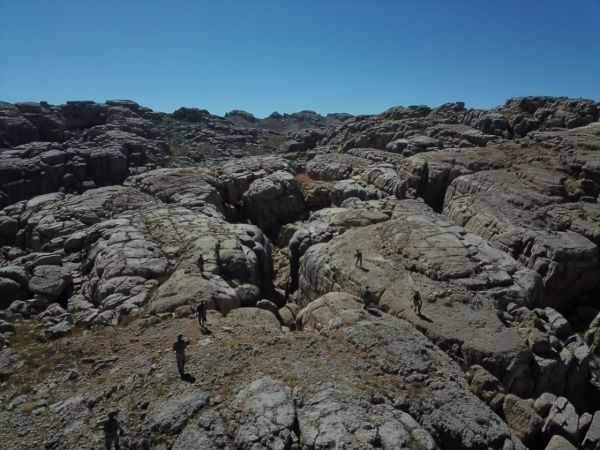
(297, 199, 590, 407)
(1, 96, 599, 449)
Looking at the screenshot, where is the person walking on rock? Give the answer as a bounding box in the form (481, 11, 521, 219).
(196, 301, 207, 330)
(173, 334, 190, 378)
(354, 249, 363, 268)
(98, 409, 125, 450)
(197, 255, 206, 278)
(361, 285, 372, 310)
(412, 290, 422, 316)
(214, 240, 221, 267)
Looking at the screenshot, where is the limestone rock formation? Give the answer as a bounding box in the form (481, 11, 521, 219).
(297, 199, 590, 407)
(1, 96, 599, 449)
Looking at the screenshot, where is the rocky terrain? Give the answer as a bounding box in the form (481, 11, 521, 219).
(1, 96, 599, 449)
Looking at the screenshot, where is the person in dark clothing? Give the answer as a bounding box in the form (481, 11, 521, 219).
(196, 302, 207, 329)
(214, 240, 221, 266)
(361, 285, 372, 309)
(354, 249, 363, 268)
(173, 334, 190, 378)
(197, 254, 205, 278)
(98, 410, 124, 450)
(412, 290, 422, 315)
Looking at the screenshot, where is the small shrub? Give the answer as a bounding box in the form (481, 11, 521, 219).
(475, 416, 490, 426)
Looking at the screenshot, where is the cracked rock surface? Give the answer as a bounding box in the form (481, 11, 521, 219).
(1, 96, 599, 449)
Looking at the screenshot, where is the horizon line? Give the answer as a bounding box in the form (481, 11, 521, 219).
(1, 94, 599, 119)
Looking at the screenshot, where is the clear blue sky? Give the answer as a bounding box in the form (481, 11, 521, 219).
(1, 0, 599, 117)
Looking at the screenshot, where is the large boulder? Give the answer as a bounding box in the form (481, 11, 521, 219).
(582, 411, 600, 449)
(542, 397, 580, 444)
(294, 293, 527, 450)
(0, 102, 39, 147)
(502, 394, 543, 444)
(297, 291, 368, 332)
(305, 153, 370, 181)
(444, 168, 600, 307)
(545, 434, 578, 450)
(242, 170, 308, 234)
(0, 265, 30, 308)
(28, 265, 71, 299)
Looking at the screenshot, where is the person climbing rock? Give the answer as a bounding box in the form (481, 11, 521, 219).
(173, 333, 190, 378)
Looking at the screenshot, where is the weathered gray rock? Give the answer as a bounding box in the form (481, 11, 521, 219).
(545, 307, 571, 337)
(330, 179, 380, 205)
(242, 170, 308, 234)
(545, 434, 578, 450)
(298, 292, 522, 448)
(0, 215, 18, 242)
(534, 392, 557, 418)
(171, 405, 235, 450)
(0, 266, 29, 286)
(278, 303, 300, 329)
(148, 392, 209, 434)
(502, 394, 543, 444)
(0, 277, 27, 308)
(220, 156, 292, 204)
(0, 332, 8, 349)
(255, 299, 279, 317)
(305, 153, 369, 181)
(444, 168, 600, 308)
(224, 376, 298, 450)
(296, 381, 437, 450)
(0, 320, 15, 334)
(360, 163, 406, 199)
(297, 292, 368, 332)
(583, 411, 600, 450)
(28, 265, 71, 298)
(585, 311, 600, 355)
(579, 412, 593, 438)
(542, 397, 580, 443)
(467, 365, 505, 412)
(298, 199, 587, 403)
(36, 318, 72, 342)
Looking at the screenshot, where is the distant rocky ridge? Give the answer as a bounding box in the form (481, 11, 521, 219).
(0, 100, 354, 208)
(225, 109, 353, 132)
(1, 96, 600, 450)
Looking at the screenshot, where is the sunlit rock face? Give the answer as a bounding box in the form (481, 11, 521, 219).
(1, 96, 599, 449)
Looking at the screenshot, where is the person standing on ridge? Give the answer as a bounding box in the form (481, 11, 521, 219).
(354, 249, 363, 268)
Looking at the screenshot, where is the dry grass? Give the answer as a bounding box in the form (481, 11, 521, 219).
(441, 299, 454, 307)
(294, 172, 314, 182)
(6, 322, 84, 397)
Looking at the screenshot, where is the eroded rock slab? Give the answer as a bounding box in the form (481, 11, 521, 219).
(298, 199, 589, 404)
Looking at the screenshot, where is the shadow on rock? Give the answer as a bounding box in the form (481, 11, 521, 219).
(181, 373, 196, 384)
